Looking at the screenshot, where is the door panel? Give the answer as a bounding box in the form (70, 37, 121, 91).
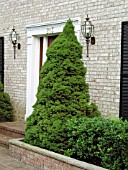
(48, 35, 58, 47)
(39, 35, 58, 71)
(39, 37, 43, 71)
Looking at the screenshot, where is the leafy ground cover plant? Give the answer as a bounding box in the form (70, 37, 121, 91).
(63, 117, 128, 170)
(24, 19, 100, 154)
(0, 83, 14, 122)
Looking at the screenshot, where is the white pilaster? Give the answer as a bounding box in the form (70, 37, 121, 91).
(43, 36, 48, 65)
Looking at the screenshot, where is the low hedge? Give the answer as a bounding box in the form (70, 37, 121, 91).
(62, 117, 128, 170)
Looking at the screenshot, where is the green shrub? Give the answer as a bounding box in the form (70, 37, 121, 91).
(24, 19, 100, 151)
(63, 117, 128, 170)
(0, 83, 14, 122)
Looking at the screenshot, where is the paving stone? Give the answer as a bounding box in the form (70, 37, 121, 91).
(0, 147, 38, 170)
(0, 164, 13, 170)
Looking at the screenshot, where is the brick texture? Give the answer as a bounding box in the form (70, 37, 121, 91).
(9, 144, 85, 170)
(0, 0, 128, 119)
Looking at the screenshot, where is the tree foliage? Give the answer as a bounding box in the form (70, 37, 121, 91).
(63, 117, 128, 170)
(24, 19, 100, 152)
(0, 83, 14, 122)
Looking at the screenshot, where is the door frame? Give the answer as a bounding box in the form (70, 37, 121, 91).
(25, 18, 81, 120)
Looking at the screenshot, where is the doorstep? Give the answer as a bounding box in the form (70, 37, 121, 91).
(0, 121, 25, 148)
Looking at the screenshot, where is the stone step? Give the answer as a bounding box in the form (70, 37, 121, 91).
(0, 121, 25, 138)
(0, 133, 14, 148)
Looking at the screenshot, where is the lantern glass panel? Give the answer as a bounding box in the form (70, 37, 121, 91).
(86, 21, 91, 38)
(91, 25, 94, 37)
(81, 25, 86, 38)
(11, 31, 17, 42)
(9, 33, 12, 42)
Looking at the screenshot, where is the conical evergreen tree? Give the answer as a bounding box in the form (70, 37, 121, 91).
(24, 19, 100, 152)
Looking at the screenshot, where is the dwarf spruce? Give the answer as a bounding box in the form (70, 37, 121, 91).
(24, 19, 100, 152)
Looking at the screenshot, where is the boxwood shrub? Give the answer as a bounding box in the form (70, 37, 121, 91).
(0, 83, 14, 122)
(63, 117, 128, 170)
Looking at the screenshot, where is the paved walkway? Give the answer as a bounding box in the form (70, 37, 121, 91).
(0, 147, 38, 170)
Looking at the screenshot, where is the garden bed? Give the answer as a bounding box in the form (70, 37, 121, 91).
(9, 138, 108, 170)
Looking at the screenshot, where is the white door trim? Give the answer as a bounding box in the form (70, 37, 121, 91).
(25, 17, 81, 120)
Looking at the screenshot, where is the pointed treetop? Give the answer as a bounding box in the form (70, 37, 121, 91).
(62, 19, 77, 42)
(46, 19, 82, 60)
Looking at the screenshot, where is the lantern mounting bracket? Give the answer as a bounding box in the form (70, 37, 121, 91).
(9, 26, 20, 59)
(81, 15, 95, 57)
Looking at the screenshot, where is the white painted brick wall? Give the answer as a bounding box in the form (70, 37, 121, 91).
(0, 0, 128, 120)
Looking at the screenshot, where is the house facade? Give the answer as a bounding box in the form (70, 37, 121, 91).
(0, 0, 128, 120)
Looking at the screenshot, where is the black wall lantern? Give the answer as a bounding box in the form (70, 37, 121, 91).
(9, 27, 20, 59)
(81, 15, 95, 57)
